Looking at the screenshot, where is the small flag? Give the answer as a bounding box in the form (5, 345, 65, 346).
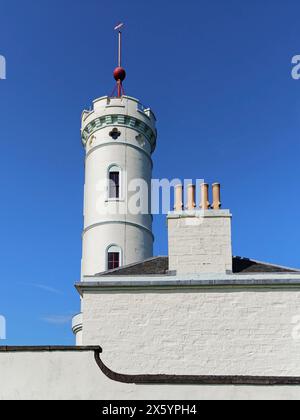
(114, 22, 124, 31)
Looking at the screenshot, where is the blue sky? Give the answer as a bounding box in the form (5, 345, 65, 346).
(0, 0, 300, 345)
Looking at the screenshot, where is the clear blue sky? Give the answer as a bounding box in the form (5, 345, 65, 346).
(1, 0, 300, 345)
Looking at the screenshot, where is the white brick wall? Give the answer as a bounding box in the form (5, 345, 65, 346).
(82, 287, 300, 376)
(168, 210, 232, 274)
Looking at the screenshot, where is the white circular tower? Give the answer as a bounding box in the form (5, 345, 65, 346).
(73, 25, 157, 343)
(80, 94, 157, 276)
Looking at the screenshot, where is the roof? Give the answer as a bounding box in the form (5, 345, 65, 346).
(232, 257, 300, 273)
(93, 256, 300, 277)
(98, 257, 169, 276)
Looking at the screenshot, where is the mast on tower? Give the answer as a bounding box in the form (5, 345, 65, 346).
(112, 22, 126, 97)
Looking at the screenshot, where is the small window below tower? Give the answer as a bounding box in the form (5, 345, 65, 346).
(108, 167, 120, 199)
(107, 245, 122, 270)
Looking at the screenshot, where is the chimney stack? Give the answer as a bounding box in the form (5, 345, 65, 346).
(168, 183, 232, 275)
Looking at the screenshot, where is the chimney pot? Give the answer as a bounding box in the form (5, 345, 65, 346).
(212, 183, 221, 210)
(174, 185, 183, 211)
(200, 183, 210, 210)
(186, 184, 196, 210)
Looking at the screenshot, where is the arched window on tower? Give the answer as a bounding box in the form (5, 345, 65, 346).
(108, 166, 121, 200)
(107, 245, 122, 270)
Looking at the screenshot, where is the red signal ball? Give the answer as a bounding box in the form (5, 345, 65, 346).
(113, 67, 126, 82)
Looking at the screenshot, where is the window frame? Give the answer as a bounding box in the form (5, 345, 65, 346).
(107, 165, 122, 201)
(106, 245, 122, 271)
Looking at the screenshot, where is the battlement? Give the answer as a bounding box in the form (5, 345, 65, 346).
(81, 96, 157, 151)
(82, 95, 156, 126)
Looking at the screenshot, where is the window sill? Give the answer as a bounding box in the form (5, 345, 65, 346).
(105, 199, 125, 203)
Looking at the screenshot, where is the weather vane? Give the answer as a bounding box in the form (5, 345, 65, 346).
(112, 22, 126, 97)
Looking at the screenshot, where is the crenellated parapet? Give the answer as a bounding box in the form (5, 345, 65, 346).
(81, 96, 157, 152)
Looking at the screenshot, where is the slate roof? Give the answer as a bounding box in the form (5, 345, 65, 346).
(95, 256, 300, 277)
(232, 257, 299, 273)
(98, 257, 169, 276)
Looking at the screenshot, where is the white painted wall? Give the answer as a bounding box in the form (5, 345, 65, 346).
(81, 285, 300, 376)
(81, 96, 157, 276)
(82, 223, 153, 277)
(168, 210, 232, 274)
(1, 350, 300, 400)
(72, 313, 83, 345)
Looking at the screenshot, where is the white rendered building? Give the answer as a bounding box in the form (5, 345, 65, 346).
(68, 45, 300, 394)
(70, 59, 300, 392)
(1, 33, 300, 401)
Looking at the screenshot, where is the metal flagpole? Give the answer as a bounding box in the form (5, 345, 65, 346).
(112, 22, 126, 98)
(118, 30, 122, 68)
(118, 30, 122, 96)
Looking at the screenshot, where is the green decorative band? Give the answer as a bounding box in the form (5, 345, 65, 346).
(82, 114, 157, 152)
(83, 220, 154, 241)
(85, 141, 153, 169)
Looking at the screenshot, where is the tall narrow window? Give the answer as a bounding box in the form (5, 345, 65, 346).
(108, 252, 120, 270)
(107, 245, 122, 270)
(108, 168, 120, 199)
